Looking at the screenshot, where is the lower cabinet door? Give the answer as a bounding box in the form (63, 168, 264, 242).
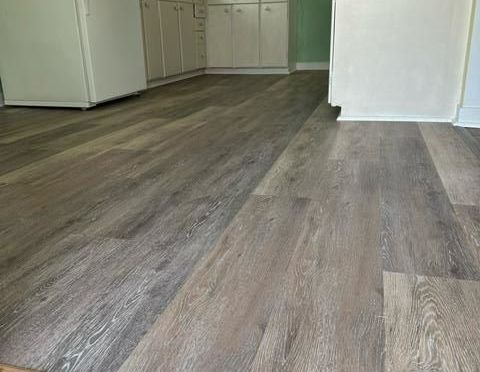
(141, 0, 165, 80)
(159, 1, 182, 76)
(232, 4, 260, 67)
(179, 3, 197, 72)
(207, 5, 233, 67)
(260, 2, 288, 67)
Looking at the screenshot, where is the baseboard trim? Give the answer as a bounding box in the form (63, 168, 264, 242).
(205, 67, 290, 75)
(295, 62, 329, 71)
(338, 115, 453, 123)
(4, 100, 94, 109)
(147, 70, 206, 89)
(455, 122, 480, 128)
(456, 106, 480, 128)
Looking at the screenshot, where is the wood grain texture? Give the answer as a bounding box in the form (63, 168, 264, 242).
(379, 124, 480, 279)
(420, 123, 480, 206)
(0, 73, 327, 371)
(0, 363, 37, 372)
(384, 271, 480, 372)
(455, 127, 480, 160)
(252, 160, 384, 372)
(1, 71, 480, 371)
(119, 186, 383, 372)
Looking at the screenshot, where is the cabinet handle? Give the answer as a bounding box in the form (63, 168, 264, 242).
(236, 8, 242, 13)
(174, 5, 178, 10)
(143, 1, 149, 8)
(179, 5, 183, 10)
(265, 6, 271, 11)
(224, 7, 229, 13)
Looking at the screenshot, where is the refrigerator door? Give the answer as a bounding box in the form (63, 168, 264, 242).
(0, 0, 90, 106)
(76, 0, 147, 103)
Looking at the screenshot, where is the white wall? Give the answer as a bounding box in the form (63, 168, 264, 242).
(458, 0, 480, 127)
(330, 0, 473, 122)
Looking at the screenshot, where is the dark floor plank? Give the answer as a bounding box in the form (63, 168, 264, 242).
(454, 204, 480, 254)
(0, 73, 328, 371)
(121, 158, 384, 372)
(384, 272, 480, 371)
(254, 100, 340, 200)
(420, 123, 480, 207)
(455, 126, 480, 160)
(329, 121, 383, 161)
(252, 160, 384, 372)
(118, 195, 317, 372)
(379, 124, 480, 279)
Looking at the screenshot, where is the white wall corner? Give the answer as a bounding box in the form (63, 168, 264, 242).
(457, 0, 480, 128)
(295, 62, 330, 71)
(456, 106, 480, 128)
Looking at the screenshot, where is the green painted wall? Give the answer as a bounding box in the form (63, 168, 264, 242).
(296, 0, 332, 63)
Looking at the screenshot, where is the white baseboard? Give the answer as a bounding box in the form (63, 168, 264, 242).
(455, 106, 480, 128)
(295, 62, 329, 71)
(147, 70, 205, 89)
(338, 115, 452, 123)
(455, 122, 480, 128)
(205, 67, 290, 75)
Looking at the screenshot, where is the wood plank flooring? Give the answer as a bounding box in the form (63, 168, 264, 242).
(1, 72, 480, 371)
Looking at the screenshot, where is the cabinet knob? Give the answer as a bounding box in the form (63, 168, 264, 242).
(179, 5, 183, 10)
(236, 8, 242, 13)
(224, 7, 229, 13)
(265, 6, 271, 11)
(143, 1, 149, 9)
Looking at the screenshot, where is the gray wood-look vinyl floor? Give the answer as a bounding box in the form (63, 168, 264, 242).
(0, 72, 479, 372)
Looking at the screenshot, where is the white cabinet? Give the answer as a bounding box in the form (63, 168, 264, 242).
(232, 4, 259, 67)
(206, 5, 233, 67)
(159, 1, 182, 76)
(260, 2, 288, 67)
(207, 0, 294, 71)
(141, 0, 206, 81)
(142, 0, 165, 80)
(179, 3, 197, 72)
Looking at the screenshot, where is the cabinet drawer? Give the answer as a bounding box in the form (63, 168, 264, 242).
(195, 18, 206, 31)
(194, 4, 206, 17)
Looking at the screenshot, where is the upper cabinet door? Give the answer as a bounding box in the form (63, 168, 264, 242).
(159, 1, 182, 77)
(141, 0, 165, 80)
(179, 3, 197, 72)
(232, 4, 259, 67)
(207, 5, 233, 67)
(260, 2, 288, 67)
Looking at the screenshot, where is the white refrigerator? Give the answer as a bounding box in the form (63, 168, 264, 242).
(0, 0, 147, 109)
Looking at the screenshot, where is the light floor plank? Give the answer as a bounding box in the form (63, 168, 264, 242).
(384, 271, 480, 372)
